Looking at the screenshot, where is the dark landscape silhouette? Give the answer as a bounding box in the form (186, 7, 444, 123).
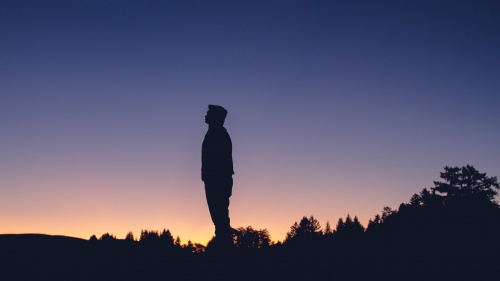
(1, 165, 500, 280)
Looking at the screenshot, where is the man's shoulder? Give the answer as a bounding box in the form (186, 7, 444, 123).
(208, 127, 229, 135)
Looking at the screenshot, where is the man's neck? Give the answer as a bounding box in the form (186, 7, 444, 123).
(208, 124, 224, 130)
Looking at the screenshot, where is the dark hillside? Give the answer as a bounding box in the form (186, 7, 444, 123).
(0, 234, 92, 280)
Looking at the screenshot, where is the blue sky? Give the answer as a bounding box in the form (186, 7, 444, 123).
(1, 0, 499, 243)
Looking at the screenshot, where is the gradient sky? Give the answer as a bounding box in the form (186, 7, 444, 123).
(1, 0, 499, 244)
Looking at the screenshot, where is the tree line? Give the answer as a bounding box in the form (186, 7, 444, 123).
(81, 164, 499, 280)
(90, 165, 499, 248)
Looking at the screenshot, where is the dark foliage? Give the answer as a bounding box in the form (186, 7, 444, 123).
(2, 165, 499, 280)
(285, 215, 322, 242)
(233, 226, 271, 249)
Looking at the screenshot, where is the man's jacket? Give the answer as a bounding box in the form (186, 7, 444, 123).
(202, 126, 234, 182)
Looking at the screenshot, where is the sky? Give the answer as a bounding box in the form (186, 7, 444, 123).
(1, 0, 499, 245)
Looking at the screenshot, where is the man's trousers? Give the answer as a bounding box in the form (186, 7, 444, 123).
(204, 177, 233, 240)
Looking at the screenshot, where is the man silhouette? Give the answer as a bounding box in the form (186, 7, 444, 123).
(202, 105, 234, 247)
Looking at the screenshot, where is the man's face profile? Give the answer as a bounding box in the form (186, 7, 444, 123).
(205, 110, 212, 124)
(205, 110, 221, 125)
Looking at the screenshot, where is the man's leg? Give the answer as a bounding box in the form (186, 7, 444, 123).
(204, 178, 233, 246)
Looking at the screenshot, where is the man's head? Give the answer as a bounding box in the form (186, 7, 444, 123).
(205, 104, 228, 126)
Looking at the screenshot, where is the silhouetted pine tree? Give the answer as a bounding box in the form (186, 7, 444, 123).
(125, 231, 134, 242)
(174, 236, 181, 247)
(333, 214, 365, 239)
(335, 217, 345, 233)
(140, 230, 159, 243)
(324, 221, 333, 236)
(159, 229, 174, 245)
(285, 215, 322, 242)
(432, 165, 499, 207)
